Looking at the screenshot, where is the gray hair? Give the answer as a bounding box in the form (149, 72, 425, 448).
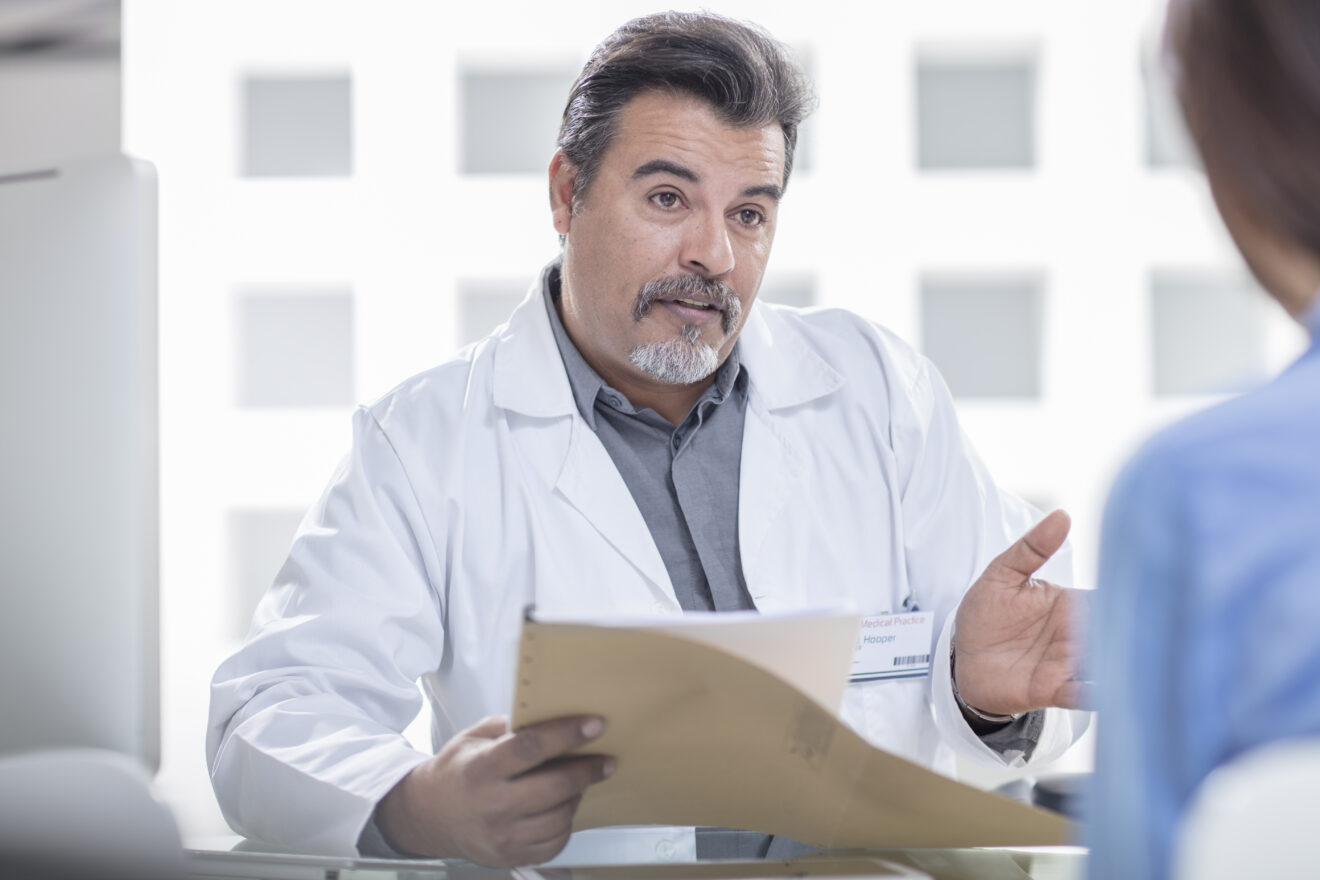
(557, 11, 816, 208)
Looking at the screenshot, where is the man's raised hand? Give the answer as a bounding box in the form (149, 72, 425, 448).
(952, 510, 1087, 718)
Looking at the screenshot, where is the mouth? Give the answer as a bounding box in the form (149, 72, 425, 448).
(662, 296, 722, 312)
(635, 274, 743, 335)
(657, 297, 725, 326)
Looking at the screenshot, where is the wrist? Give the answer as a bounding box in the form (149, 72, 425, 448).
(376, 764, 452, 860)
(950, 641, 1021, 727)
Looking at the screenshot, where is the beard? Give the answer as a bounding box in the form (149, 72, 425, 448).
(628, 274, 743, 385)
(629, 324, 720, 385)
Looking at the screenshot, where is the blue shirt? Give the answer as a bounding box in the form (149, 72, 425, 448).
(1087, 299, 1320, 880)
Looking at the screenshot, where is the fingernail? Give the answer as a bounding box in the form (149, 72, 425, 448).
(602, 758, 616, 778)
(581, 718, 604, 739)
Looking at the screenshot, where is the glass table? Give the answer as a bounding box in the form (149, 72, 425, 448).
(186, 838, 1086, 880)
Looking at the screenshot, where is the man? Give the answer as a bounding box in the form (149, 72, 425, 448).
(208, 11, 1088, 869)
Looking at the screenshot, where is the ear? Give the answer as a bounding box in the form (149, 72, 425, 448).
(548, 151, 578, 235)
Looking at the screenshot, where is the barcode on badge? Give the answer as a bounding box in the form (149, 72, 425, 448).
(893, 654, 931, 667)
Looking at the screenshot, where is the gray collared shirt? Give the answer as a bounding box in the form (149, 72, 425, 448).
(543, 263, 754, 612)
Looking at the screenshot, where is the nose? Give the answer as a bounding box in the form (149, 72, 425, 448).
(680, 212, 735, 278)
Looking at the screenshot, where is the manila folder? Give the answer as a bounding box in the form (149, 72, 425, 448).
(510, 617, 1074, 849)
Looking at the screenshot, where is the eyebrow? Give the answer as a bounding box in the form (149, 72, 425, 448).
(742, 183, 784, 202)
(633, 159, 697, 183)
(631, 159, 783, 203)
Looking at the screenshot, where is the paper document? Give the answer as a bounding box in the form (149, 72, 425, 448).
(526, 607, 860, 714)
(511, 610, 1075, 850)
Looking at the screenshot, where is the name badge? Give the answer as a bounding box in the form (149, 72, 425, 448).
(850, 612, 934, 682)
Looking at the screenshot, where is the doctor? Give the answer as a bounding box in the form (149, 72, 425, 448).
(208, 11, 1088, 869)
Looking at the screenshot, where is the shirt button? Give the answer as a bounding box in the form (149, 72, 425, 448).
(656, 840, 677, 861)
(651, 601, 668, 614)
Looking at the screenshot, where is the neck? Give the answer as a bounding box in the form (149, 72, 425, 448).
(631, 383, 712, 427)
(592, 360, 714, 426)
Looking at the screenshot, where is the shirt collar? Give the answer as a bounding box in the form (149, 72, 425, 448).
(543, 260, 745, 427)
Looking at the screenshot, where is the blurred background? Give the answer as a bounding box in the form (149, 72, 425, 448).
(1, 0, 1308, 840)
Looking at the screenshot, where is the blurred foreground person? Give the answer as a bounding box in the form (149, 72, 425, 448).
(1089, 1, 1320, 878)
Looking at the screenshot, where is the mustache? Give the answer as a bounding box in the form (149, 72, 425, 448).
(634, 274, 743, 334)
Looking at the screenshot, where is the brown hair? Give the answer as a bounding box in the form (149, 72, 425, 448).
(1167, 0, 1320, 259)
(557, 11, 815, 206)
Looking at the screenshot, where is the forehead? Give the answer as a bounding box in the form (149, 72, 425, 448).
(602, 90, 786, 187)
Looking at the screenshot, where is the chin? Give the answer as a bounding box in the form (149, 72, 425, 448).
(629, 337, 722, 385)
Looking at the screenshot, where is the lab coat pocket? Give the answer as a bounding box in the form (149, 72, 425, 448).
(844, 677, 933, 765)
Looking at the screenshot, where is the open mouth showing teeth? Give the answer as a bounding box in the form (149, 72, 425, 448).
(671, 298, 717, 310)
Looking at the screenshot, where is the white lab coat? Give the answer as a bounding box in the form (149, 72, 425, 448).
(207, 274, 1088, 859)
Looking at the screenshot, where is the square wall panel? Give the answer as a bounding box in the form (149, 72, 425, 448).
(458, 280, 526, 347)
(921, 275, 1043, 399)
(1142, 52, 1197, 168)
(242, 74, 353, 177)
(917, 58, 1036, 170)
(234, 287, 355, 407)
(461, 68, 577, 174)
(792, 113, 816, 176)
(227, 508, 306, 639)
(1151, 272, 1265, 395)
(788, 50, 817, 176)
(758, 275, 816, 308)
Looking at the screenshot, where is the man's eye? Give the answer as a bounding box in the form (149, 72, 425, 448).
(651, 192, 680, 209)
(737, 208, 765, 227)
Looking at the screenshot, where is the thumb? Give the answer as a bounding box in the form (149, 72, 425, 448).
(983, 509, 1071, 586)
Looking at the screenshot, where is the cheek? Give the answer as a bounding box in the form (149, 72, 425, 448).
(733, 230, 772, 267)
(733, 245, 771, 297)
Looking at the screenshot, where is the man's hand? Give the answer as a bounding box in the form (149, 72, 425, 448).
(953, 509, 1087, 718)
(375, 714, 614, 867)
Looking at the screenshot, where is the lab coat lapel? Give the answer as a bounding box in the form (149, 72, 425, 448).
(736, 305, 845, 602)
(491, 267, 677, 605)
(738, 394, 800, 595)
(555, 417, 676, 602)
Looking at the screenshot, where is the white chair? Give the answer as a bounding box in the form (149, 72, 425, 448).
(1173, 738, 1320, 880)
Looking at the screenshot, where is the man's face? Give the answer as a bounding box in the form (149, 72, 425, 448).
(551, 90, 785, 398)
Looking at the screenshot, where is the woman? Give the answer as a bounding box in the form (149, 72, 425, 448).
(1088, 1, 1320, 878)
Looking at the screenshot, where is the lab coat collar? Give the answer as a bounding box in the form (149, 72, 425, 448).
(491, 263, 579, 418)
(737, 302, 846, 409)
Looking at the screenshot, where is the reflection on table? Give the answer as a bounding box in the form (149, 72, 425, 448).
(186, 837, 1085, 880)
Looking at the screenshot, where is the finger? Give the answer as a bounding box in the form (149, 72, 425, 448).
(514, 828, 576, 868)
(486, 715, 607, 778)
(985, 509, 1071, 585)
(473, 794, 581, 869)
(508, 754, 615, 815)
(464, 715, 511, 741)
(510, 793, 582, 850)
